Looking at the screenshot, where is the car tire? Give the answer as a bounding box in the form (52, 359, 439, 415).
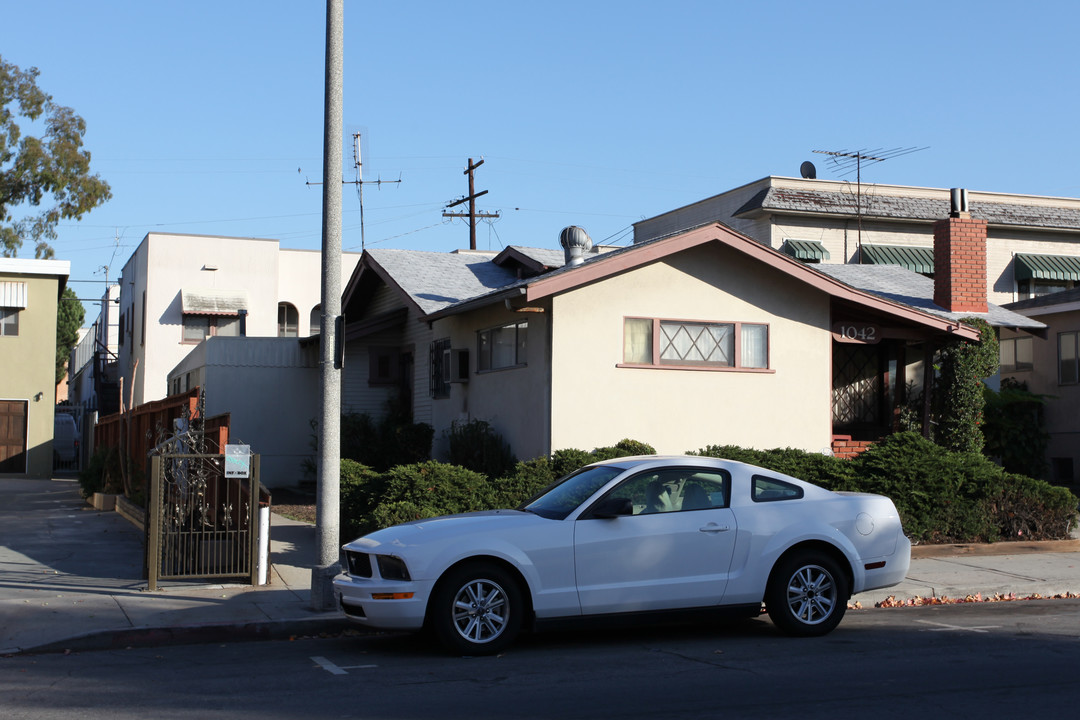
(429, 562, 523, 655)
(765, 551, 849, 637)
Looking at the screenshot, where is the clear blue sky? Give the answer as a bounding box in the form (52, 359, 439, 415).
(4, 1, 1080, 319)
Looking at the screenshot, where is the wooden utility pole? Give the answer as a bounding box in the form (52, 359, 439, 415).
(443, 158, 499, 250)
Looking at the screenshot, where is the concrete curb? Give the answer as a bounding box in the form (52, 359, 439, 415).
(910, 539, 1080, 558)
(7, 616, 354, 657)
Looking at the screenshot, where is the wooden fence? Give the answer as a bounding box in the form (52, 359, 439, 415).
(94, 387, 230, 478)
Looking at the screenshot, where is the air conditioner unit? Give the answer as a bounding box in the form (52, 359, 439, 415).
(442, 348, 469, 383)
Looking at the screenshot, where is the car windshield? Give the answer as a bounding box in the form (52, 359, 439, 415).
(521, 465, 626, 520)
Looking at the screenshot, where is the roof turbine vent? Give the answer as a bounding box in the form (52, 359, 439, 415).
(559, 225, 593, 267)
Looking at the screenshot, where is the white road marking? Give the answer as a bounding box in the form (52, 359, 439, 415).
(916, 620, 1000, 633)
(311, 656, 379, 675)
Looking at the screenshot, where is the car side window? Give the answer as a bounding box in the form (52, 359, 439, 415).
(605, 469, 730, 514)
(752, 475, 804, 502)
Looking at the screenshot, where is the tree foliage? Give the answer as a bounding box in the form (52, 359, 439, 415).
(56, 285, 84, 385)
(1, 55, 111, 258)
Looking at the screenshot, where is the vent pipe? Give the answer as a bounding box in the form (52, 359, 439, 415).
(559, 226, 593, 267)
(949, 188, 969, 217)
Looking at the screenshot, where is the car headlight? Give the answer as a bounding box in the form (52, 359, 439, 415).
(376, 555, 411, 582)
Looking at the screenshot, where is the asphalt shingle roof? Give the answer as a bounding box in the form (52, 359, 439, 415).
(736, 187, 1080, 230)
(815, 264, 1045, 329)
(366, 249, 520, 315)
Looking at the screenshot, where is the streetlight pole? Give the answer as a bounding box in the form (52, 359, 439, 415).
(311, 0, 344, 611)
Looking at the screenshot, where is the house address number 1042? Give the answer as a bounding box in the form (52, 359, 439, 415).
(832, 322, 881, 344)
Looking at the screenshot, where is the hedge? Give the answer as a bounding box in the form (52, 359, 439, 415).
(339, 433, 1078, 544)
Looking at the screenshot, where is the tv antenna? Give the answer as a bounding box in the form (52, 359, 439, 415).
(305, 132, 402, 250)
(812, 147, 928, 260)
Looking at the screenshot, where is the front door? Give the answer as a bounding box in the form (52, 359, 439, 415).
(573, 468, 737, 614)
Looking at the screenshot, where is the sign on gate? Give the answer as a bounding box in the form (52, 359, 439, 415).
(224, 444, 251, 478)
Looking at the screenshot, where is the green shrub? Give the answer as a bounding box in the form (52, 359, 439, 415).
(489, 457, 558, 508)
(446, 419, 517, 479)
(694, 444, 854, 491)
(339, 458, 382, 539)
(986, 473, 1078, 541)
(367, 461, 495, 530)
(550, 448, 596, 477)
(982, 379, 1050, 479)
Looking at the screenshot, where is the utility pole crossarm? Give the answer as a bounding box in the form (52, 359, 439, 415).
(442, 157, 499, 250)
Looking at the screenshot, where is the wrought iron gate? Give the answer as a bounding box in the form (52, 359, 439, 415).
(147, 453, 261, 590)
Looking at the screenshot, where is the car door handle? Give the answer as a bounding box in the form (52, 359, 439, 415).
(699, 523, 730, 534)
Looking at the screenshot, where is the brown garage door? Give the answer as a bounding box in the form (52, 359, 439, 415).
(0, 400, 28, 473)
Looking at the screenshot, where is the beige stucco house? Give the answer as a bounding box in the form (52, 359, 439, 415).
(1000, 289, 1080, 484)
(1, 258, 70, 478)
(341, 209, 1039, 464)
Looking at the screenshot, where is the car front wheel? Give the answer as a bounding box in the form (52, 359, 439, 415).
(429, 562, 523, 655)
(765, 551, 848, 636)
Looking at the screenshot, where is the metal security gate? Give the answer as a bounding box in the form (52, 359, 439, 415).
(147, 453, 261, 590)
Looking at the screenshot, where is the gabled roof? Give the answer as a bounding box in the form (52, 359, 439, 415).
(419, 224, 989, 340)
(491, 246, 564, 276)
(342, 248, 519, 318)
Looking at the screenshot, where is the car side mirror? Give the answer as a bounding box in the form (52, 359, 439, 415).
(590, 496, 633, 519)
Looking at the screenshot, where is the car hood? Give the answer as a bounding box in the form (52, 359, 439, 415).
(343, 509, 552, 552)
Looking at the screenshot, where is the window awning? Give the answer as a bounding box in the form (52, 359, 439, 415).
(1014, 254, 1080, 282)
(860, 244, 935, 274)
(781, 239, 830, 261)
(0, 282, 28, 308)
(181, 288, 250, 315)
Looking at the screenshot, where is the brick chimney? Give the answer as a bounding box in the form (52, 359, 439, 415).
(933, 188, 988, 313)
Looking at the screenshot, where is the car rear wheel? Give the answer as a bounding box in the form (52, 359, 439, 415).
(429, 562, 523, 655)
(765, 551, 848, 636)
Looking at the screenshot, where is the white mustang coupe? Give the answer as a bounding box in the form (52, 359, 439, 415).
(333, 455, 911, 654)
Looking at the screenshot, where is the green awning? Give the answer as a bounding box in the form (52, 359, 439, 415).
(782, 239, 830, 261)
(1014, 254, 1080, 282)
(860, 244, 935, 274)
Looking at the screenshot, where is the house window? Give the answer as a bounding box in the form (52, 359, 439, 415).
(622, 318, 769, 370)
(369, 347, 402, 386)
(278, 303, 298, 337)
(0, 307, 18, 337)
(182, 315, 240, 343)
(999, 336, 1033, 373)
(477, 321, 527, 371)
(1018, 278, 1075, 299)
(309, 305, 321, 335)
(1059, 331, 1080, 385)
(430, 338, 451, 398)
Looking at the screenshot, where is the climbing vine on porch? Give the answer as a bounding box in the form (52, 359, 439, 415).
(935, 317, 998, 454)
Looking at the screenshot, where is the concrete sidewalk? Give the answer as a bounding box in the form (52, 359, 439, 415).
(0, 478, 348, 656)
(2, 478, 1078, 655)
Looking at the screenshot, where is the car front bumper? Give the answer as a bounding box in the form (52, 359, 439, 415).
(332, 573, 434, 631)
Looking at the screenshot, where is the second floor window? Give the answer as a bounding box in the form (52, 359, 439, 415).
(278, 303, 298, 337)
(182, 314, 240, 343)
(1060, 331, 1079, 385)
